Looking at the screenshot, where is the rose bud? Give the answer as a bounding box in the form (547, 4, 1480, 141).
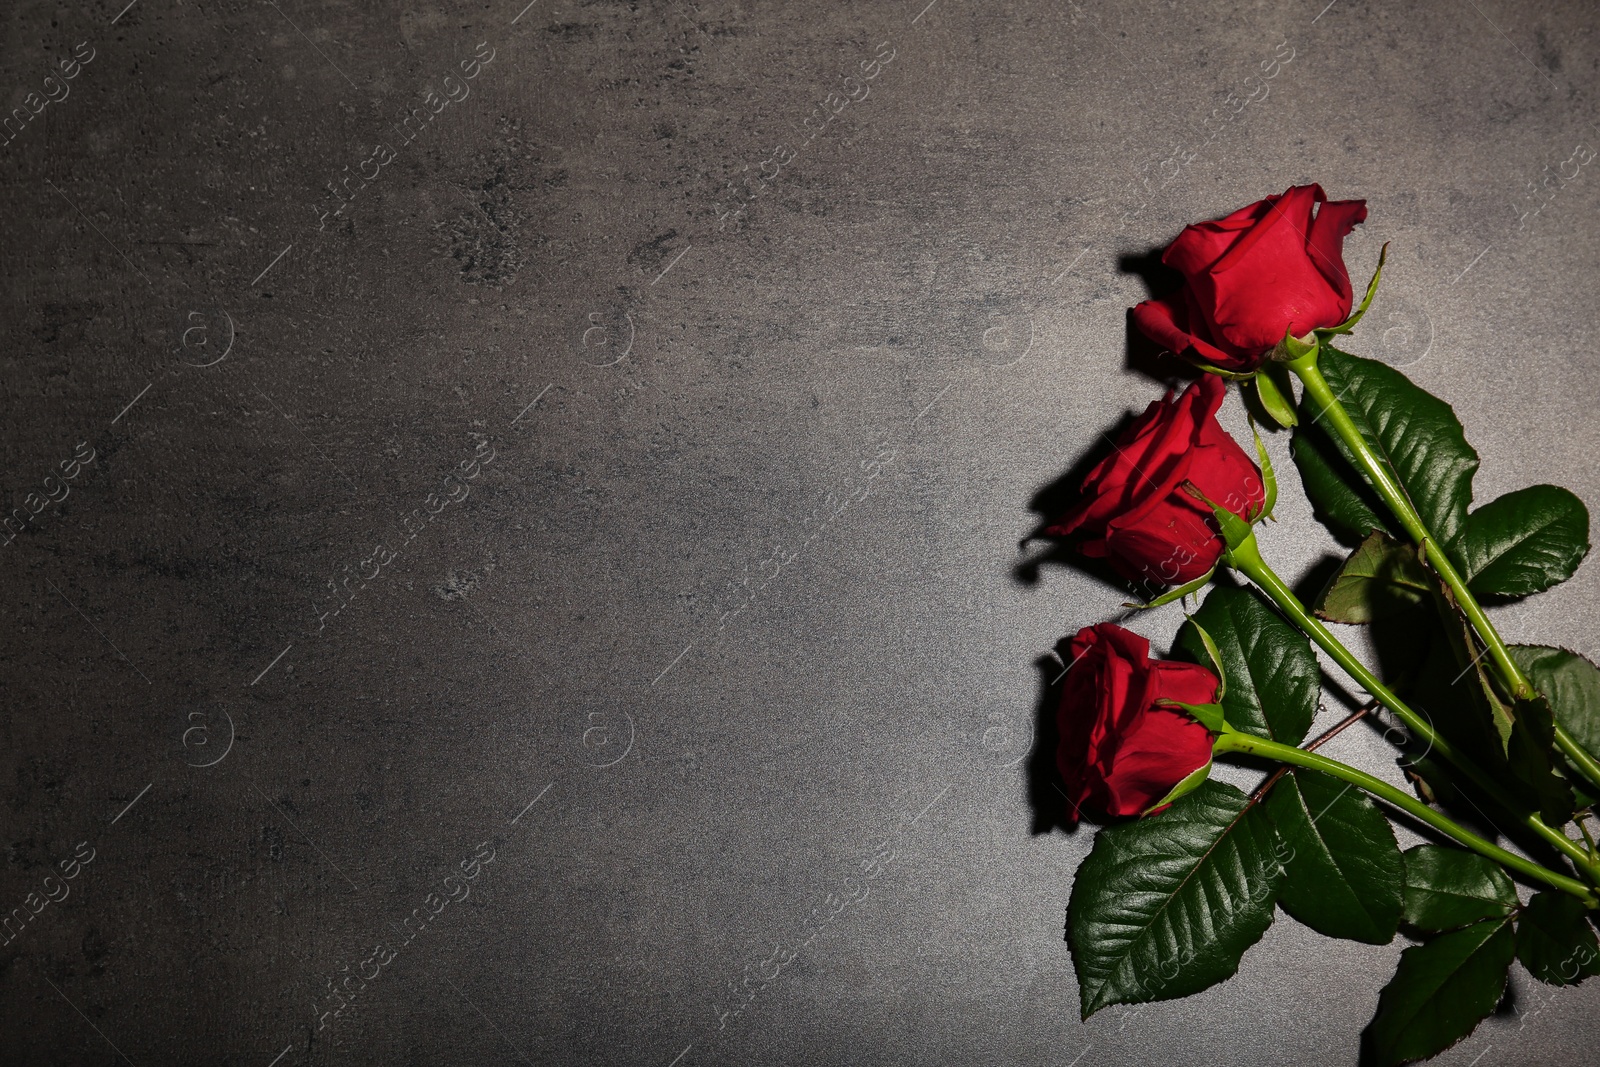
(1056, 623, 1219, 821)
(1048, 375, 1264, 588)
(1132, 183, 1367, 372)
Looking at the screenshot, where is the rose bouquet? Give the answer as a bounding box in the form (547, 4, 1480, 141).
(1048, 185, 1599, 1065)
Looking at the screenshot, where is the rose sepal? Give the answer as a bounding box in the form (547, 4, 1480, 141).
(1268, 326, 1320, 364)
(1316, 241, 1389, 337)
(1138, 758, 1215, 816)
(1190, 361, 1259, 381)
(1123, 565, 1217, 610)
(1181, 617, 1228, 699)
(1157, 698, 1231, 735)
(1250, 363, 1299, 428)
(1180, 479, 1258, 554)
(1249, 417, 1279, 520)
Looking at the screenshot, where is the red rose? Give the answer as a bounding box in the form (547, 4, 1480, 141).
(1056, 623, 1219, 821)
(1049, 375, 1263, 587)
(1132, 183, 1367, 372)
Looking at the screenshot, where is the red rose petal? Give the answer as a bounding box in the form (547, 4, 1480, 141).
(1306, 196, 1369, 309)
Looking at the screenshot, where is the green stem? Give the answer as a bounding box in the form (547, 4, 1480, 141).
(1214, 730, 1597, 905)
(1557, 731, 1600, 798)
(1286, 347, 1600, 799)
(1284, 350, 1535, 704)
(1227, 533, 1600, 881)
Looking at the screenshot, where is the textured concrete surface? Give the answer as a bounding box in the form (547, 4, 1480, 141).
(3, 0, 1600, 1063)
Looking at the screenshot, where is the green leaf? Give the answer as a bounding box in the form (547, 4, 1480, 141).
(1067, 780, 1284, 1018)
(1288, 416, 1390, 542)
(1364, 916, 1515, 1067)
(1510, 645, 1600, 767)
(1291, 345, 1479, 547)
(1516, 891, 1600, 986)
(1175, 586, 1318, 745)
(1264, 769, 1403, 945)
(1401, 844, 1517, 932)
(1453, 485, 1590, 598)
(1504, 690, 1575, 826)
(1428, 588, 1515, 751)
(1424, 588, 1573, 824)
(1316, 531, 1431, 624)
(1402, 755, 1466, 811)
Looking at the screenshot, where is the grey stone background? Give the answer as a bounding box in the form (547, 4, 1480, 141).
(2, 0, 1599, 1063)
